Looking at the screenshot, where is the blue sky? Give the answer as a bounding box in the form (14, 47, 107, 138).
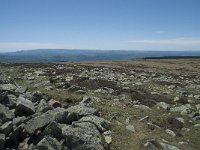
(0, 0, 200, 52)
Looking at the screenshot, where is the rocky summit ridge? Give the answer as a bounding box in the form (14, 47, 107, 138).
(1, 59, 200, 150)
(0, 74, 110, 150)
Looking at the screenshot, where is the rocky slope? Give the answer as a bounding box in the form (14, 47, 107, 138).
(0, 74, 110, 149)
(0, 59, 200, 150)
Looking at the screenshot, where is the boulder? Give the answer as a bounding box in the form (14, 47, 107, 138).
(48, 99, 61, 108)
(160, 142, 180, 150)
(43, 122, 62, 140)
(62, 122, 105, 150)
(0, 121, 13, 136)
(36, 99, 52, 113)
(31, 91, 44, 103)
(16, 96, 35, 116)
(24, 112, 53, 135)
(7, 124, 26, 148)
(13, 116, 27, 127)
(34, 136, 63, 150)
(0, 104, 14, 123)
(67, 104, 98, 117)
(79, 115, 110, 132)
(24, 108, 67, 135)
(0, 133, 5, 150)
(15, 86, 27, 93)
(0, 84, 17, 91)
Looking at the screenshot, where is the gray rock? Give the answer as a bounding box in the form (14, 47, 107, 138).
(36, 136, 62, 150)
(0, 121, 13, 135)
(43, 122, 62, 140)
(0, 91, 9, 106)
(62, 122, 105, 150)
(133, 105, 151, 110)
(24, 112, 53, 135)
(36, 99, 52, 113)
(15, 86, 27, 93)
(160, 142, 180, 150)
(103, 130, 112, 145)
(48, 99, 61, 108)
(0, 84, 17, 91)
(79, 115, 110, 132)
(157, 102, 170, 110)
(67, 85, 83, 92)
(8, 123, 26, 147)
(170, 105, 191, 113)
(80, 96, 91, 105)
(126, 125, 135, 132)
(24, 108, 66, 135)
(16, 96, 35, 116)
(31, 91, 44, 103)
(67, 104, 98, 117)
(7, 94, 17, 108)
(13, 116, 26, 127)
(0, 133, 5, 150)
(165, 129, 176, 137)
(0, 104, 14, 123)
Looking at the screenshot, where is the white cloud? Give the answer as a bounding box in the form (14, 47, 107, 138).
(128, 38, 200, 45)
(0, 42, 67, 52)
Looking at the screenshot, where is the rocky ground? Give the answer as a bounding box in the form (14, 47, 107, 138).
(0, 59, 200, 150)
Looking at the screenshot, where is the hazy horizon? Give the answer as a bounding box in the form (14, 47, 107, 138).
(0, 0, 200, 52)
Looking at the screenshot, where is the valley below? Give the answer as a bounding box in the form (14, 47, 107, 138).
(1, 58, 200, 150)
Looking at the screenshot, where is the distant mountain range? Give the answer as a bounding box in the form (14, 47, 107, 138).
(0, 49, 200, 63)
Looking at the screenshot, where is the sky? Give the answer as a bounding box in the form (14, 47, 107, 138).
(0, 0, 200, 52)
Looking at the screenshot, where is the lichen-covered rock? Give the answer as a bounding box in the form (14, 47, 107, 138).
(36, 99, 52, 113)
(30, 136, 63, 150)
(16, 96, 35, 116)
(48, 99, 61, 108)
(0, 104, 14, 123)
(79, 115, 110, 132)
(43, 122, 62, 140)
(24, 112, 54, 135)
(0, 121, 13, 135)
(62, 122, 105, 150)
(0, 133, 5, 150)
(67, 104, 98, 117)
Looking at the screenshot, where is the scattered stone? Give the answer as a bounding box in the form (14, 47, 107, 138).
(139, 116, 149, 122)
(103, 130, 112, 145)
(147, 122, 161, 130)
(126, 124, 135, 132)
(165, 129, 176, 137)
(157, 102, 170, 110)
(133, 105, 151, 110)
(160, 142, 180, 150)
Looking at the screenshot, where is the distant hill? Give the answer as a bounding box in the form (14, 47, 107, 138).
(0, 49, 200, 63)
